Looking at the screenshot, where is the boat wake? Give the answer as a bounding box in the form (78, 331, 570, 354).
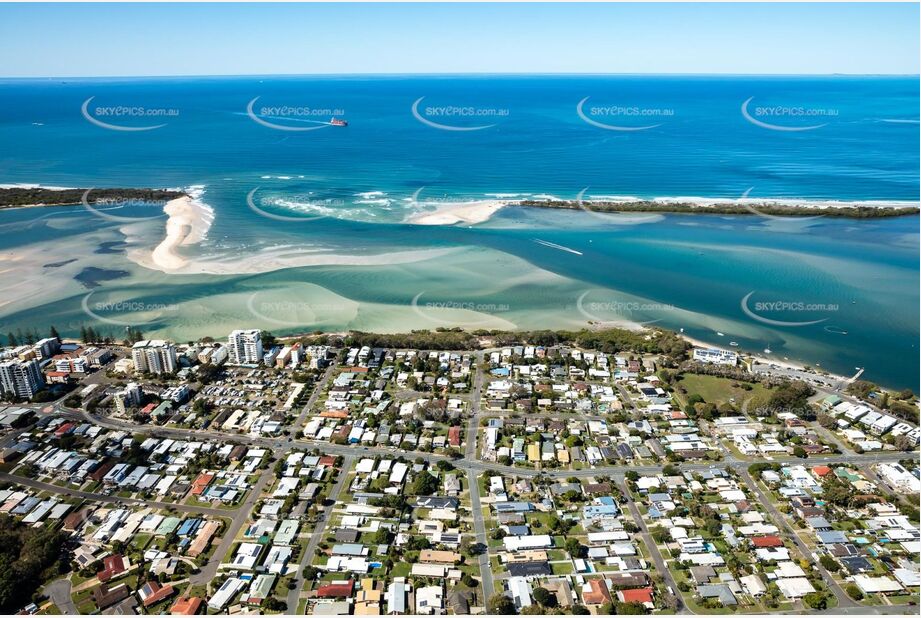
(532, 238, 583, 255)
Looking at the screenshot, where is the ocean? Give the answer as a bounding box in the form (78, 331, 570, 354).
(0, 75, 918, 388)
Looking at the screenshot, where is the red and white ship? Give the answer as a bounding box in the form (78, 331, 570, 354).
(329, 117, 348, 127)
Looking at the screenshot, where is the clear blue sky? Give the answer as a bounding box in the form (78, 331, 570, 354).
(1, 3, 918, 77)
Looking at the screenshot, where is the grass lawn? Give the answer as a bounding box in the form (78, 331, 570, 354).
(390, 562, 411, 578)
(551, 562, 574, 575)
(70, 571, 96, 587)
(675, 374, 771, 409)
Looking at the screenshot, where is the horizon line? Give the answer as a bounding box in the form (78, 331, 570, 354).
(1, 71, 919, 80)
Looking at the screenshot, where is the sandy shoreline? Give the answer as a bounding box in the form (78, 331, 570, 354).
(405, 199, 508, 226)
(574, 195, 920, 210)
(149, 193, 214, 271)
(679, 332, 854, 385)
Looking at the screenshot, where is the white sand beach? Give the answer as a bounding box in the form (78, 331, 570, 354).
(405, 199, 507, 225)
(149, 194, 214, 271)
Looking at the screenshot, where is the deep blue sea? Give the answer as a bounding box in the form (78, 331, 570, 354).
(0, 75, 918, 388)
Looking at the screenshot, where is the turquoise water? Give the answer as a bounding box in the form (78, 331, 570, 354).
(0, 76, 917, 388)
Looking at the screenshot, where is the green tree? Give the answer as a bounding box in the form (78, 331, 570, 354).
(803, 592, 828, 610)
(408, 471, 440, 496)
(487, 594, 516, 615)
(819, 554, 840, 572)
(532, 587, 557, 608)
(565, 538, 586, 559)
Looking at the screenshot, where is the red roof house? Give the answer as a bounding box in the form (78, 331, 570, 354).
(190, 473, 215, 496)
(97, 554, 128, 582)
(617, 587, 654, 607)
(138, 581, 176, 607)
(581, 579, 612, 605)
(751, 535, 783, 548)
(170, 596, 203, 615)
(316, 580, 354, 598)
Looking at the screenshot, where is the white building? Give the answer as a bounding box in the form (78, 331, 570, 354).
(415, 585, 444, 615)
(131, 340, 177, 374)
(228, 329, 263, 364)
(692, 347, 738, 366)
(508, 576, 532, 610)
(0, 358, 44, 398)
(33, 337, 61, 359)
(877, 463, 921, 493)
(114, 382, 143, 414)
(208, 577, 246, 610)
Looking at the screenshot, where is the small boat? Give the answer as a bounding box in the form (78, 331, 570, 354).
(716, 331, 725, 337)
(764, 348, 772, 354)
(729, 341, 739, 347)
(330, 117, 348, 127)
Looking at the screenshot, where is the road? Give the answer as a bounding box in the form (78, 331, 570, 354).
(616, 476, 686, 614)
(285, 455, 354, 614)
(464, 351, 485, 461)
(737, 468, 855, 610)
(22, 401, 920, 483)
(0, 473, 231, 517)
(467, 469, 495, 604)
(464, 353, 495, 605)
(292, 364, 335, 433)
(43, 579, 77, 615)
(190, 465, 274, 589)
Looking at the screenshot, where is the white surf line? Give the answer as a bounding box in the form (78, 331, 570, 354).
(532, 238, 583, 256)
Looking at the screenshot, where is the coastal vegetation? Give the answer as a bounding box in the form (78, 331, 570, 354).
(0, 514, 70, 612)
(0, 187, 185, 209)
(339, 326, 691, 360)
(518, 198, 920, 218)
(847, 380, 919, 423)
